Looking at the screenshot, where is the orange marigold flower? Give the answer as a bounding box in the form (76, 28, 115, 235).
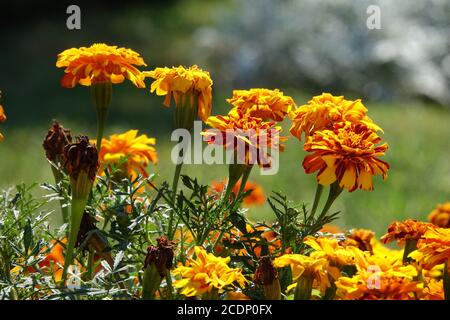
(210, 179, 266, 206)
(146, 65, 213, 121)
(290, 93, 382, 141)
(380, 219, 435, 246)
(409, 227, 450, 270)
(56, 43, 147, 88)
(226, 88, 296, 122)
(303, 122, 389, 192)
(320, 224, 343, 234)
(96, 130, 157, 180)
(203, 110, 286, 167)
(428, 202, 450, 228)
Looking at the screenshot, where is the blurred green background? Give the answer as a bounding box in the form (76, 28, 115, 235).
(0, 0, 449, 234)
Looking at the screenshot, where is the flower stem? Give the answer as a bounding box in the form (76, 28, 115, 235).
(402, 239, 418, 264)
(311, 184, 324, 217)
(95, 107, 108, 152)
(61, 197, 88, 284)
(50, 165, 69, 224)
(168, 162, 183, 240)
(294, 275, 313, 300)
(444, 261, 450, 300)
(317, 182, 343, 221)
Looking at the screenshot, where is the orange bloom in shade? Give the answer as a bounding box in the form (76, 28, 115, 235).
(203, 110, 286, 167)
(146, 65, 213, 121)
(380, 219, 435, 246)
(290, 93, 382, 141)
(428, 202, 450, 228)
(340, 229, 376, 253)
(303, 122, 389, 192)
(320, 224, 342, 234)
(96, 130, 157, 180)
(0, 104, 6, 141)
(409, 227, 450, 270)
(226, 88, 296, 122)
(210, 179, 266, 206)
(56, 43, 147, 88)
(226, 291, 251, 300)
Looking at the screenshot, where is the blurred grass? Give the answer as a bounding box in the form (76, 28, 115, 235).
(0, 101, 449, 235)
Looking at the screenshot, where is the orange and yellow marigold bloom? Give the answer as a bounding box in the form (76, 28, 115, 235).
(428, 202, 450, 228)
(56, 43, 147, 88)
(96, 129, 157, 180)
(203, 110, 286, 167)
(172, 246, 247, 298)
(226, 88, 296, 122)
(303, 122, 389, 192)
(290, 93, 382, 141)
(380, 219, 435, 246)
(146, 65, 213, 122)
(409, 227, 450, 270)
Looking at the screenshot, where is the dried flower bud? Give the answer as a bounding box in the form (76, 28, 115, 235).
(144, 237, 175, 277)
(63, 135, 99, 182)
(76, 211, 99, 249)
(254, 256, 281, 300)
(43, 121, 72, 164)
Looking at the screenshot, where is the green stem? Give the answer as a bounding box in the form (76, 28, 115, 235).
(294, 275, 313, 300)
(317, 182, 343, 221)
(61, 197, 88, 284)
(50, 165, 69, 224)
(86, 250, 95, 281)
(311, 184, 324, 217)
(402, 239, 418, 264)
(95, 107, 108, 153)
(168, 162, 183, 240)
(234, 165, 252, 205)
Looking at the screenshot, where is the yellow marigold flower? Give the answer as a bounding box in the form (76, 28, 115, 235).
(0, 104, 6, 141)
(203, 110, 286, 167)
(273, 254, 335, 294)
(428, 202, 450, 228)
(304, 236, 363, 267)
(146, 65, 213, 122)
(56, 43, 147, 88)
(96, 130, 157, 180)
(380, 219, 435, 246)
(290, 93, 382, 141)
(420, 279, 444, 300)
(409, 227, 450, 270)
(226, 88, 296, 122)
(172, 246, 247, 298)
(303, 122, 389, 192)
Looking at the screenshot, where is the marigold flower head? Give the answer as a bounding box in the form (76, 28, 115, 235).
(420, 279, 444, 300)
(226, 88, 296, 122)
(304, 236, 364, 267)
(303, 122, 389, 192)
(210, 179, 265, 206)
(320, 224, 343, 234)
(43, 121, 73, 164)
(203, 110, 286, 167)
(146, 65, 213, 121)
(380, 219, 435, 246)
(56, 43, 147, 88)
(96, 129, 157, 180)
(63, 136, 99, 183)
(290, 93, 382, 141)
(273, 254, 334, 293)
(340, 229, 376, 253)
(335, 263, 420, 300)
(409, 227, 450, 270)
(428, 202, 450, 228)
(172, 246, 247, 297)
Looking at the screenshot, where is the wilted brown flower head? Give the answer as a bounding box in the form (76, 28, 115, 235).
(43, 121, 73, 163)
(144, 237, 175, 277)
(63, 135, 99, 181)
(76, 211, 98, 249)
(254, 256, 278, 285)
